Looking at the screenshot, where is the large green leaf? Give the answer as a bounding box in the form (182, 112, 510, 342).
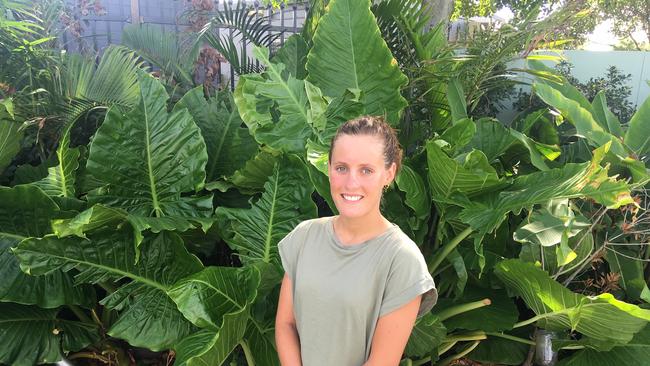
(243, 316, 280, 366)
(436, 287, 518, 332)
(0, 107, 22, 174)
(372, 164, 426, 243)
(519, 230, 594, 276)
(470, 117, 516, 162)
(306, 140, 338, 213)
(175, 87, 257, 182)
(32, 125, 80, 197)
(169, 266, 260, 366)
(460, 143, 633, 236)
(382, 187, 418, 240)
(514, 207, 590, 247)
(447, 78, 467, 123)
(534, 82, 626, 157)
(234, 46, 326, 153)
(173, 319, 246, 366)
(624, 95, 650, 158)
(527, 60, 594, 114)
(14, 225, 203, 351)
(0, 185, 93, 308)
(591, 91, 623, 137)
(495, 259, 650, 346)
(405, 313, 447, 358)
(0, 303, 99, 366)
(305, 0, 408, 124)
(396, 164, 431, 222)
(557, 325, 650, 366)
(439, 118, 476, 153)
(469, 117, 554, 171)
(468, 330, 530, 365)
(605, 248, 650, 303)
(50, 204, 129, 239)
(426, 140, 505, 204)
(228, 149, 279, 192)
(317, 88, 365, 145)
(272, 34, 308, 80)
(216, 156, 317, 267)
(86, 73, 212, 237)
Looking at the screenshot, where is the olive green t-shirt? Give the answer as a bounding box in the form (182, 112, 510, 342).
(278, 216, 437, 366)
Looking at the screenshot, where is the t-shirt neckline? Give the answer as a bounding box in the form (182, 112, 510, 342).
(327, 216, 398, 251)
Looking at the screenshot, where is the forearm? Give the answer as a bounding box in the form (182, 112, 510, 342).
(275, 322, 302, 366)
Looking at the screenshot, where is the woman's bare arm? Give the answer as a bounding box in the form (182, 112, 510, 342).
(363, 295, 422, 366)
(275, 274, 302, 366)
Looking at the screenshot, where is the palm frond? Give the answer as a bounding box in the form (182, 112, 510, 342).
(122, 23, 197, 87)
(197, 1, 280, 75)
(54, 45, 146, 126)
(372, 0, 436, 66)
(82, 45, 145, 107)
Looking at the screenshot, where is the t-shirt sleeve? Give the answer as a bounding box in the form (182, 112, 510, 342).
(277, 221, 306, 282)
(379, 243, 438, 318)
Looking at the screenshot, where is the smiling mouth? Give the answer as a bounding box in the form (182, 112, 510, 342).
(342, 194, 363, 201)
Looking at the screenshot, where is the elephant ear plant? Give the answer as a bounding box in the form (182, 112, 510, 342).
(2, 0, 650, 365)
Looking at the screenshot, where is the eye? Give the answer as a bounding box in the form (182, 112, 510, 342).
(361, 167, 373, 175)
(335, 166, 347, 173)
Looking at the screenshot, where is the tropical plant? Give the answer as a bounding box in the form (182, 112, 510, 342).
(1, 0, 650, 365)
(195, 1, 281, 76)
(515, 61, 637, 122)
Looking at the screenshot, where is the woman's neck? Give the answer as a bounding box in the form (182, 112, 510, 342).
(333, 213, 392, 245)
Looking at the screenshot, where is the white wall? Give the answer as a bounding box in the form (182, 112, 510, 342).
(498, 50, 650, 123)
(562, 50, 650, 108)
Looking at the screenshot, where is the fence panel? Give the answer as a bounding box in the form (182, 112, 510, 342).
(62, 0, 309, 88)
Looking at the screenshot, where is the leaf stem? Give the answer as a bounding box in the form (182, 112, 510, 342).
(560, 345, 586, 350)
(68, 305, 92, 323)
(435, 298, 491, 321)
(485, 332, 535, 345)
(513, 312, 553, 329)
(101, 306, 112, 329)
(240, 340, 255, 366)
(411, 331, 487, 366)
(412, 358, 430, 366)
(436, 340, 458, 357)
(90, 308, 103, 327)
(67, 351, 111, 363)
(429, 226, 473, 273)
(443, 331, 487, 343)
(437, 340, 482, 366)
(560, 208, 609, 285)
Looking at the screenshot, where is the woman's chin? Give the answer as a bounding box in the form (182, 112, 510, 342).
(335, 206, 371, 220)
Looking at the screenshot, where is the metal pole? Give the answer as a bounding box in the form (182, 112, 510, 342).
(280, 2, 285, 46)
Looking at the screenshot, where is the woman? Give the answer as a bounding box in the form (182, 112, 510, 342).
(275, 116, 437, 366)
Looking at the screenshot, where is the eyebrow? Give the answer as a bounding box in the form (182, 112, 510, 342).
(332, 161, 378, 168)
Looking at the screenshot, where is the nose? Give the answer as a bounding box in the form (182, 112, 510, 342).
(343, 171, 361, 190)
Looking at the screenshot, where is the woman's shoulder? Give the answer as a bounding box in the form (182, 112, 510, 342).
(282, 217, 332, 242)
(292, 216, 332, 232)
(384, 225, 426, 259)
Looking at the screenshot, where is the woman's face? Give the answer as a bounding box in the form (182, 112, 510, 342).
(328, 133, 396, 221)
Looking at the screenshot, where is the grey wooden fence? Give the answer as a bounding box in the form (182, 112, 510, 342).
(62, 0, 309, 86)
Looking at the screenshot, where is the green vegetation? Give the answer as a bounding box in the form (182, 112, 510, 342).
(1, 0, 649, 365)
